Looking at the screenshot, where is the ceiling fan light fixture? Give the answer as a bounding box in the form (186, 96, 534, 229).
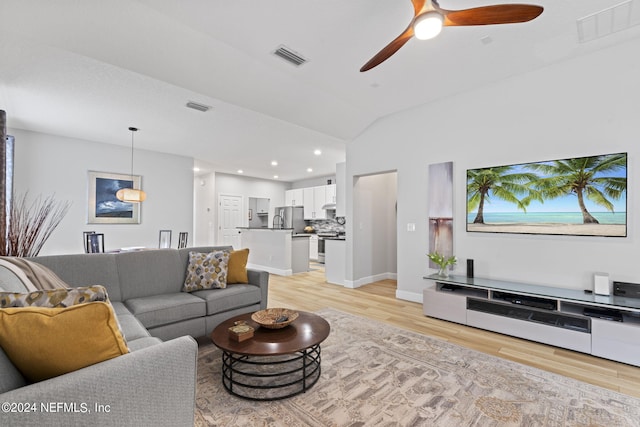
(414, 12, 444, 40)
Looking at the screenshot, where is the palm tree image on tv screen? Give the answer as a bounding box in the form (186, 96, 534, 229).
(466, 152, 627, 237)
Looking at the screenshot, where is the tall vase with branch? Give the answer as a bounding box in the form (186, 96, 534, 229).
(1, 193, 71, 257)
(428, 251, 457, 278)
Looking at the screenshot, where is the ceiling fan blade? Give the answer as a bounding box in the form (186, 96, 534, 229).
(441, 4, 543, 26)
(360, 26, 414, 72)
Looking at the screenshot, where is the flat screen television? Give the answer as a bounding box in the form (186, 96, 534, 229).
(466, 152, 627, 237)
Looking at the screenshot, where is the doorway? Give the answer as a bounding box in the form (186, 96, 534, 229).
(352, 171, 398, 292)
(218, 194, 243, 247)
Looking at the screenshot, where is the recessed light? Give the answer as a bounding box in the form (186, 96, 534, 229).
(313, 149, 322, 156)
(307, 168, 313, 173)
(273, 175, 279, 179)
(237, 169, 244, 174)
(193, 167, 200, 172)
(271, 160, 278, 166)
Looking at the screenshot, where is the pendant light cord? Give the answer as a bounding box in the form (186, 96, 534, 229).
(128, 126, 138, 179)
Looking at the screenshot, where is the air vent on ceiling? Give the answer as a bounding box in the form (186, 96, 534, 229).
(577, 0, 638, 43)
(273, 45, 308, 67)
(186, 101, 212, 112)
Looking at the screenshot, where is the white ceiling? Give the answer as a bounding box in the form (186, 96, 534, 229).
(1, 0, 639, 182)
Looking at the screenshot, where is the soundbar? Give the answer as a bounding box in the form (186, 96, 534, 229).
(493, 291, 557, 310)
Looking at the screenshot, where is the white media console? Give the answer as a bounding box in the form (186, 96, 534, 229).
(423, 274, 640, 367)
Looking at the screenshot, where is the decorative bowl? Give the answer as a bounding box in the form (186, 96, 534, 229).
(251, 308, 299, 329)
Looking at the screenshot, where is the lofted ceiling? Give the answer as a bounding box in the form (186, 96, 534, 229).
(1, 0, 639, 182)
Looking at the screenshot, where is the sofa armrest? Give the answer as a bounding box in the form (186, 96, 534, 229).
(247, 268, 269, 309)
(0, 336, 197, 427)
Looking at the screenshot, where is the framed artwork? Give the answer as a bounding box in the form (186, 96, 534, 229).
(159, 230, 172, 248)
(428, 162, 454, 268)
(466, 152, 627, 237)
(87, 171, 141, 224)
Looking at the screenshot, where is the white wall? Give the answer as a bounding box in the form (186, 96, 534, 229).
(347, 36, 640, 301)
(212, 172, 290, 242)
(193, 172, 216, 246)
(11, 128, 194, 254)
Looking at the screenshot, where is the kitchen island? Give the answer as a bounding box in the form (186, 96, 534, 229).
(238, 228, 310, 276)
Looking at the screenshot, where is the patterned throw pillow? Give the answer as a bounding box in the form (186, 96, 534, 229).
(183, 250, 230, 292)
(0, 285, 109, 308)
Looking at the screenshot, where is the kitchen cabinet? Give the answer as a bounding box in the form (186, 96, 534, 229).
(285, 189, 303, 206)
(325, 184, 336, 204)
(256, 198, 270, 214)
(309, 235, 318, 260)
(303, 186, 327, 219)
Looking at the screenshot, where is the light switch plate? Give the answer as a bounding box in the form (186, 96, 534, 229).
(407, 223, 416, 232)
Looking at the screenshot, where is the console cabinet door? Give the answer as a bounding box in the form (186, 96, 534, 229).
(423, 284, 467, 324)
(592, 318, 640, 366)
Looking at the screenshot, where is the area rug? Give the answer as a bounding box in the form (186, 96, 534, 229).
(195, 308, 640, 426)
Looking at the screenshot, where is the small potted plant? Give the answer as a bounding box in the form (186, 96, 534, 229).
(427, 251, 457, 278)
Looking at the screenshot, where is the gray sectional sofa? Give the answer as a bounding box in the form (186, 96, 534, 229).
(0, 246, 269, 427)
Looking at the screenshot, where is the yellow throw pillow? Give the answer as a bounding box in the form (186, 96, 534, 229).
(0, 302, 130, 382)
(228, 248, 249, 284)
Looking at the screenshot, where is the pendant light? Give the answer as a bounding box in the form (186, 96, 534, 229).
(116, 126, 147, 203)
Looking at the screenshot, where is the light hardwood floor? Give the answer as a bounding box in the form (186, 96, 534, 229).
(267, 265, 640, 398)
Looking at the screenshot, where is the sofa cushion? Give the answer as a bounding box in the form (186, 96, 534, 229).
(28, 254, 123, 302)
(0, 285, 109, 308)
(228, 248, 249, 284)
(0, 346, 27, 393)
(116, 250, 185, 300)
(116, 313, 152, 342)
(0, 302, 129, 382)
(183, 250, 230, 292)
(124, 292, 206, 329)
(192, 284, 261, 316)
(126, 336, 164, 352)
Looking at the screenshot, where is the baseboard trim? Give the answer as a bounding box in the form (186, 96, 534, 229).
(345, 272, 397, 289)
(247, 263, 292, 277)
(395, 290, 422, 304)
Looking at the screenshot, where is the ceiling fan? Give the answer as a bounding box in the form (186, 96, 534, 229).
(360, 0, 544, 72)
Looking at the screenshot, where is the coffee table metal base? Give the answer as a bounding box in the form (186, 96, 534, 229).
(221, 344, 322, 401)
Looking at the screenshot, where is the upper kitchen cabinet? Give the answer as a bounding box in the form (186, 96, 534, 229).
(303, 186, 327, 220)
(285, 188, 304, 206)
(325, 184, 336, 205)
(256, 198, 270, 214)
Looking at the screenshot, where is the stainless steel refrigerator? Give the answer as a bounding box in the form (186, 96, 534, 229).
(274, 206, 305, 233)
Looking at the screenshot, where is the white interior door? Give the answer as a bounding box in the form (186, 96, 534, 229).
(218, 194, 243, 248)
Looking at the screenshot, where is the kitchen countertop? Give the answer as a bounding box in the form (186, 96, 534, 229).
(237, 227, 294, 231)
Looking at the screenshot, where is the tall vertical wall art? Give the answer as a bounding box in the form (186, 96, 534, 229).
(428, 162, 453, 268)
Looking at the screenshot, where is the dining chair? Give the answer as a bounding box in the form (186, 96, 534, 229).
(86, 233, 105, 253)
(83, 231, 96, 253)
(177, 232, 188, 249)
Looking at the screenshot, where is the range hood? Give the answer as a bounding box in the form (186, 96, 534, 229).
(321, 203, 336, 210)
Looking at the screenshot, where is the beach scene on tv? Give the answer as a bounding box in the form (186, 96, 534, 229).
(466, 152, 627, 237)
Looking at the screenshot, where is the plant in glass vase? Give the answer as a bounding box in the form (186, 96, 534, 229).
(427, 252, 457, 278)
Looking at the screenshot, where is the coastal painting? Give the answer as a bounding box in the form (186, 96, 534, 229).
(467, 153, 627, 237)
(428, 162, 454, 267)
(87, 171, 141, 224)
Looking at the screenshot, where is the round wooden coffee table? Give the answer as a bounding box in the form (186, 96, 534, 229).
(211, 311, 330, 400)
